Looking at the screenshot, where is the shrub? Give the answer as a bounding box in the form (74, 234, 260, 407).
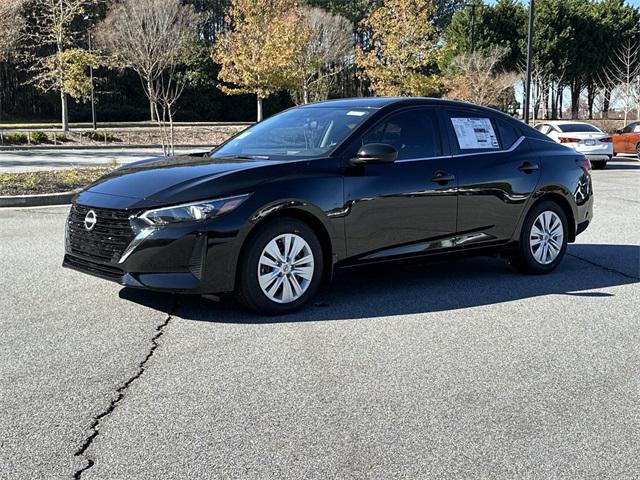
(3, 133, 28, 145)
(82, 130, 120, 142)
(30, 131, 50, 144)
(51, 133, 70, 143)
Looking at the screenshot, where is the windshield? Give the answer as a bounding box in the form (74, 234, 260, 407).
(211, 107, 373, 160)
(558, 123, 600, 133)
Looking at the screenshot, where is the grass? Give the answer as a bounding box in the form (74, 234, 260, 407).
(0, 167, 114, 196)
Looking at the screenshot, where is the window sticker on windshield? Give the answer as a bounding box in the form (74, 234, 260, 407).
(347, 110, 368, 116)
(450, 117, 499, 149)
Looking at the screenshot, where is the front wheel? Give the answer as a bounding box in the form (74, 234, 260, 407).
(235, 218, 323, 315)
(509, 201, 568, 274)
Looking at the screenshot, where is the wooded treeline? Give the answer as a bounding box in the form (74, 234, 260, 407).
(1, 0, 639, 125)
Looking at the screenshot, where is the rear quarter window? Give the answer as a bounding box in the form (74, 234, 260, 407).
(497, 119, 521, 149)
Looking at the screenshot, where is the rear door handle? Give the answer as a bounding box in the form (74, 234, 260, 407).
(431, 171, 456, 184)
(518, 161, 539, 173)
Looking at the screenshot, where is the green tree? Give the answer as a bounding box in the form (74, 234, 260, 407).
(356, 0, 441, 97)
(593, 0, 640, 119)
(213, 0, 309, 121)
(25, 0, 97, 131)
(57, 48, 98, 103)
(444, 0, 526, 72)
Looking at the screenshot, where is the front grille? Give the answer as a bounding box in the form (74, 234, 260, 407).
(67, 204, 136, 263)
(64, 254, 124, 281)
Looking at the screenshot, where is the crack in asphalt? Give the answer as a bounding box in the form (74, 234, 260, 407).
(72, 299, 177, 479)
(568, 252, 639, 280)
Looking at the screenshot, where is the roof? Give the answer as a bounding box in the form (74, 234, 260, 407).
(302, 97, 493, 110)
(301, 97, 522, 126)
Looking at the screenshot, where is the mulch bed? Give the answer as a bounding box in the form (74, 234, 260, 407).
(0, 167, 114, 196)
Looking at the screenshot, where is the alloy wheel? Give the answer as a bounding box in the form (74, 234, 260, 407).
(529, 211, 564, 265)
(257, 233, 315, 304)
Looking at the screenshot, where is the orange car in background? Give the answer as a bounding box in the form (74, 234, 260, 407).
(611, 121, 640, 157)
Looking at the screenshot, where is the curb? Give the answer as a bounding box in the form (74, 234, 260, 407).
(0, 190, 78, 208)
(0, 144, 214, 152)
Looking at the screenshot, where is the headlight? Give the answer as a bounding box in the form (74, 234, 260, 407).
(139, 194, 250, 226)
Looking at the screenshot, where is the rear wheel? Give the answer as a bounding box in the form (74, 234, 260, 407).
(636, 143, 640, 159)
(510, 201, 568, 274)
(236, 218, 323, 315)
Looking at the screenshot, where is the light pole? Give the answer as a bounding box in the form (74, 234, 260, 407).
(88, 30, 97, 130)
(464, 2, 481, 53)
(523, 0, 535, 124)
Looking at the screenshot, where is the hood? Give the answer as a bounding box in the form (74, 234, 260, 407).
(82, 154, 280, 208)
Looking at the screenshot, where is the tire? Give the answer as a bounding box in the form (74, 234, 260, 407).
(636, 143, 640, 159)
(235, 218, 324, 315)
(591, 160, 607, 170)
(509, 200, 569, 274)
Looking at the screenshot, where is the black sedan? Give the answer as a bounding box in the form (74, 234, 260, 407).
(63, 98, 593, 314)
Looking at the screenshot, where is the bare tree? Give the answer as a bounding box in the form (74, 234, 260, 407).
(290, 7, 353, 105)
(0, 0, 25, 118)
(25, 0, 95, 131)
(97, 0, 197, 155)
(601, 39, 640, 124)
(445, 47, 517, 108)
(517, 59, 565, 122)
(0, 0, 24, 61)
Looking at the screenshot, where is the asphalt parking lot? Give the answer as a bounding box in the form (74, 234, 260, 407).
(1, 160, 639, 479)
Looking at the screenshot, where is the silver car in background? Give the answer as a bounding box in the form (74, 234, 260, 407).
(534, 121, 613, 169)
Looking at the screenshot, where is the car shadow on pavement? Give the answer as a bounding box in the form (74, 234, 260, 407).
(601, 163, 640, 170)
(120, 243, 639, 324)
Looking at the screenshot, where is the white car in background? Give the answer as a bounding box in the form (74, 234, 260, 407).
(534, 121, 613, 169)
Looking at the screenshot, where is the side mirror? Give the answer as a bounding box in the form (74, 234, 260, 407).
(351, 143, 398, 165)
(615, 129, 623, 135)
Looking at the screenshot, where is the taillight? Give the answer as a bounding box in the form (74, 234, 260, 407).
(576, 157, 591, 171)
(599, 137, 612, 142)
(559, 137, 579, 143)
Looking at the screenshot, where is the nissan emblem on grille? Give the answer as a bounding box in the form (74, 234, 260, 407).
(84, 210, 97, 231)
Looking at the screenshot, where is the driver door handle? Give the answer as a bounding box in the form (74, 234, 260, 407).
(431, 171, 456, 184)
(518, 161, 539, 173)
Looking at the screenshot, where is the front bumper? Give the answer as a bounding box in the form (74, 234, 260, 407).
(63, 253, 205, 292)
(63, 204, 243, 294)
